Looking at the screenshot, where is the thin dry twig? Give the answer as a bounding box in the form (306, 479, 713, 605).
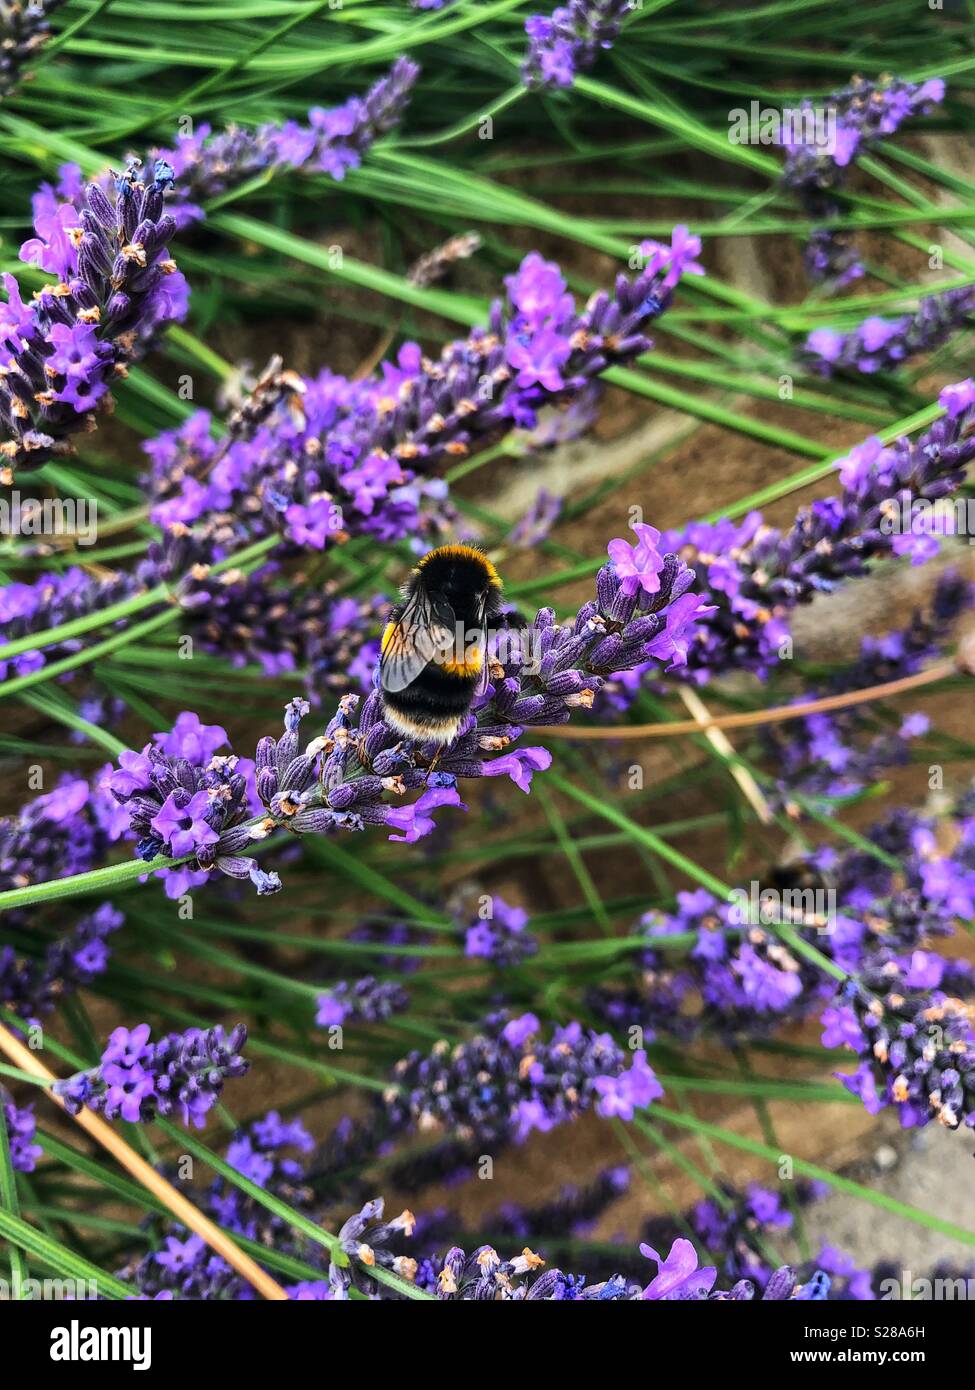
(677, 684, 773, 825)
(532, 659, 959, 740)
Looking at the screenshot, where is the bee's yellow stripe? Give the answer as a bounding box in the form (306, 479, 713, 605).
(437, 652, 483, 677)
(381, 620, 396, 654)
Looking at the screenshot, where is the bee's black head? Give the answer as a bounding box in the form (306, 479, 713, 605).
(415, 544, 503, 623)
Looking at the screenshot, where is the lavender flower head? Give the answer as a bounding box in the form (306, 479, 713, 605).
(144, 233, 702, 558)
(805, 287, 975, 376)
(1, 902, 123, 1024)
(523, 2, 634, 90)
(465, 897, 538, 967)
(659, 379, 975, 679)
(781, 74, 945, 287)
(1, 1089, 41, 1172)
(828, 976, 975, 1133)
(54, 1022, 248, 1128)
(2, 159, 184, 479)
(0, 1, 67, 98)
(156, 58, 419, 226)
(315, 976, 410, 1028)
(382, 1011, 662, 1143)
(104, 712, 279, 899)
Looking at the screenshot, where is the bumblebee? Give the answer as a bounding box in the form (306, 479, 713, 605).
(379, 544, 504, 745)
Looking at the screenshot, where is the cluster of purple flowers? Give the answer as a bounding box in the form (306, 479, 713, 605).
(683, 1182, 876, 1300)
(0, 0, 66, 97)
(54, 1021, 248, 1128)
(0, 528, 193, 684)
(144, 237, 700, 557)
(0, 901, 122, 1023)
(383, 1010, 661, 1143)
(827, 973, 975, 1132)
(464, 897, 538, 966)
(0, 772, 119, 914)
(2, 159, 185, 479)
(315, 976, 410, 1028)
(103, 1102, 838, 1300)
(153, 58, 419, 226)
(188, 567, 385, 699)
(758, 570, 974, 811)
(805, 287, 975, 376)
(1, 1089, 42, 1172)
(659, 379, 975, 679)
(29, 61, 418, 236)
(590, 793, 975, 1046)
(781, 74, 945, 287)
(523, 2, 633, 90)
(430, 1233, 823, 1300)
(1, 234, 699, 712)
(119, 1110, 324, 1299)
(104, 710, 279, 897)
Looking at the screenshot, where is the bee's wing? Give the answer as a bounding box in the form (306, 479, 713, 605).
(380, 586, 455, 693)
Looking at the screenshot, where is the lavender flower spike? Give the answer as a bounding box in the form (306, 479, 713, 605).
(382, 1012, 662, 1143)
(158, 57, 420, 226)
(1, 1088, 42, 1172)
(782, 74, 945, 286)
(828, 976, 975, 1133)
(804, 286, 975, 376)
(54, 1022, 249, 1128)
(0, 1, 67, 98)
(1, 159, 184, 480)
(523, 2, 634, 91)
(661, 379, 975, 679)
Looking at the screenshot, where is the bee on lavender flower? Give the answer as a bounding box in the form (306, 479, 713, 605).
(379, 544, 504, 745)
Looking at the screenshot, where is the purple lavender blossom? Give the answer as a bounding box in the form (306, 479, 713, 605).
(0, 0, 67, 98)
(315, 976, 410, 1028)
(154, 59, 419, 226)
(659, 380, 975, 680)
(781, 74, 946, 286)
(464, 898, 538, 967)
(2, 238, 697, 702)
(329, 1198, 418, 1298)
(804, 287, 975, 375)
(758, 570, 974, 810)
(0, 775, 120, 928)
(54, 1022, 248, 1128)
(1, 1089, 42, 1172)
(829, 975, 975, 1132)
(523, 2, 634, 91)
(383, 1011, 660, 1143)
(0, 902, 122, 1022)
(589, 793, 975, 1046)
(143, 236, 700, 558)
(2, 160, 183, 479)
(432, 1236, 820, 1300)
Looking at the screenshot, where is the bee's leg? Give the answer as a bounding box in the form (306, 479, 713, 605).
(424, 746, 444, 785)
